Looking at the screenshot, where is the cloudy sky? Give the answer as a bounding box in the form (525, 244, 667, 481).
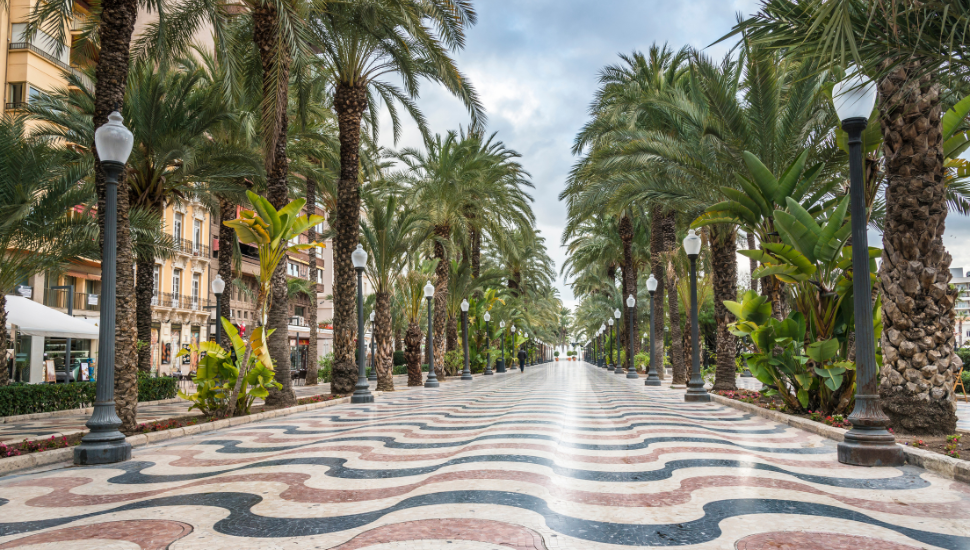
(377, 0, 970, 311)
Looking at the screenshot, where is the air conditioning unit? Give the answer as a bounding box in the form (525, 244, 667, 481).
(298, 316, 306, 326)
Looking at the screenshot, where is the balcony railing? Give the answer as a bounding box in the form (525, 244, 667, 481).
(5, 102, 26, 111)
(69, 66, 94, 91)
(44, 289, 100, 312)
(156, 292, 211, 311)
(173, 238, 210, 257)
(8, 42, 70, 71)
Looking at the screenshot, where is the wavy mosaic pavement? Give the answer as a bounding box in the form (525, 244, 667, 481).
(0, 363, 967, 549)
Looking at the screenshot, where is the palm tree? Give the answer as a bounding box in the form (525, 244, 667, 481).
(308, 0, 484, 395)
(0, 115, 91, 385)
(360, 192, 430, 390)
(399, 260, 437, 386)
(733, 0, 965, 433)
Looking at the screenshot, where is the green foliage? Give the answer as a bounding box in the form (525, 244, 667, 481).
(0, 375, 177, 417)
(961, 371, 970, 393)
(957, 348, 970, 371)
(316, 354, 334, 384)
(554, 351, 560, 357)
(634, 352, 649, 371)
(136, 372, 178, 401)
(443, 350, 464, 377)
(393, 351, 406, 366)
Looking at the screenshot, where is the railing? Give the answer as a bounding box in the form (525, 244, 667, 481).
(156, 292, 211, 310)
(4, 102, 25, 111)
(44, 288, 100, 312)
(8, 42, 70, 71)
(69, 66, 94, 91)
(173, 238, 210, 257)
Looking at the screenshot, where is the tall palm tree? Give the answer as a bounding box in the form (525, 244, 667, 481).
(0, 115, 91, 385)
(733, 0, 965, 433)
(308, 0, 484, 394)
(360, 192, 430, 390)
(399, 260, 437, 386)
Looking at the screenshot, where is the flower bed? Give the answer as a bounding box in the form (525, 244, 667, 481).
(0, 435, 79, 458)
(133, 416, 216, 434)
(899, 434, 965, 459)
(297, 394, 343, 405)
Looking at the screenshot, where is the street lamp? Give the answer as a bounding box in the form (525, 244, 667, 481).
(351, 245, 373, 403)
(483, 311, 493, 375)
(645, 274, 661, 387)
(212, 274, 225, 347)
(833, 74, 902, 466)
(368, 310, 377, 382)
(498, 320, 507, 373)
(424, 281, 439, 388)
(607, 317, 615, 371)
(683, 230, 710, 402)
(75, 111, 134, 465)
(613, 308, 623, 375)
(460, 299, 472, 380)
(626, 295, 638, 379)
(599, 324, 606, 368)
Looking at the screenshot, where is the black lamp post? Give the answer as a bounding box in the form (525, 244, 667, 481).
(497, 320, 506, 373)
(645, 274, 661, 387)
(607, 318, 615, 371)
(599, 324, 606, 368)
(460, 299, 472, 380)
(684, 230, 710, 402)
(483, 311, 493, 375)
(423, 281, 439, 388)
(75, 111, 134, 465)
(626, 295, 638, 379)
(351, 245, 373, 403)
(368, 310, 377, 382)
(833, 75, 903, 466)
(613, 308, 623, 375)
(212, 275, 225, 347)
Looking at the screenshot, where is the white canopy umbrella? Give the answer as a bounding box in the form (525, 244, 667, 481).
(4, 295, 100, 340)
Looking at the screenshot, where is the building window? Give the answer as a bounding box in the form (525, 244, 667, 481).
(193, 219, 202, 253)
(28, 86, 43, 103)
(191, 273, 200, 308)
(172, 269, 181, 306)
(174, 212, 183, 242)
(287, 262, 300, 277)
(316, 268, 324, 284)
(8, 83, 24, 108)
(152, 265, 160, 305)
(295, 306, 305, 317)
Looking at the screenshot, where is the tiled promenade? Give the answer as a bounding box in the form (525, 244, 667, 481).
(0, 362, 967, 549)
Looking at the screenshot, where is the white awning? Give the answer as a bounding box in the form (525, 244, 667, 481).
(4, 295, 100, 340)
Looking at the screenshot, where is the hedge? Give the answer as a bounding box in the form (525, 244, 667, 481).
(0, 376, 178, 417)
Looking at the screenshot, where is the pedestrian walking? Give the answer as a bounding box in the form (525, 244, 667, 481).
(518, 348, 526, 372)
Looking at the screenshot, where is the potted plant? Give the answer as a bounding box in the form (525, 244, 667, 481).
(554, 351, 560, 361)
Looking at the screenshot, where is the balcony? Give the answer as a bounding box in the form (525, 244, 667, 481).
(44, 288, 100, 312)
(5, 102, 26, 111)
(155, 292, 211, 311)
(8, 42, 70, 71)
(173, 238, 210, 258)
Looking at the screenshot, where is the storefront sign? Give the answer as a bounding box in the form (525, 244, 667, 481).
(87, 294, 99, 306)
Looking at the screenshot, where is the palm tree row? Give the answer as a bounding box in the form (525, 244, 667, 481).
(567, 6, 970, 435)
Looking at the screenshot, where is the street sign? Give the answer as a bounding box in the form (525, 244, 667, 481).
(88, 294, 99, 306)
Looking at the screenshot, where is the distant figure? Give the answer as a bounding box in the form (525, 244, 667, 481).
(517, 348, 527, 372)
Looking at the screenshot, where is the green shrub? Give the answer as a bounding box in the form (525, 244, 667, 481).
(957, 347, 970, 371)
(554, 351, 560, 357)
(961, 370, 970, 393)
(443, 350, 463, 376)
(393, 364, 408, 375)
(316, 353, 334, 384)
(393, 350, 406, 366)
(137, 372, 177, 401)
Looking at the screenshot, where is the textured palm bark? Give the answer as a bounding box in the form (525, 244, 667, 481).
(94, 0, 138, 433)
(331, 83, 368, 395)
(374, 292, 393, 391)
(433, 225, 449, 379)
(619, 214, 637, 371)
(405, 322, 423, 386)
(394, 329, 403, 353)
(135, 254, 155, 373)
(876, 62, 959, 435)
(306, 178, 319, 386)
(470, 225, 481, 279)
(746, 232, 758, 292)
(447, 315, 458, 353)
(663, 211, 685, 384)
(218, 198, 235, 350)
(711, 226, 738, 391)
(649, 207, 666, 373)
(0, 294, 8, 386)
(255, 2, 295, 408)
(507, 272, 520, 297)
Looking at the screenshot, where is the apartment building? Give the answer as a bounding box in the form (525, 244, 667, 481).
(952, 267, 970, 348)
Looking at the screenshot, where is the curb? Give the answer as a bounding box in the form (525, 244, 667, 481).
(1, 397, 187, 424)
(0, 392, 380, 477)
(709, 392, 970, 483)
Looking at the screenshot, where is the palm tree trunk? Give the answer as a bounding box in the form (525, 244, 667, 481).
(711, 225, 738, 391)
(470, 225, 481, 278)
(0, 294, 9, 386)
(306, 178, 319, 386)
(876, 61, 958, 435)
(94, 0, 138, 434)
(447, 315, 458, 353)
(253, 3, 295, 408)
(433, 224, 449, 379)
(405, 321, 423, 386)
(135, 254, 155, 373)
(374, 291, 393, 391)
(395, 328, 403, 353)
(650, 207, 666, 374)
(218, 197, 235, 349)
(331, 83, 368, 396)
(619, 214, 637, 372)
(746, 232, 758, 292)
(662, 211, 684, 383)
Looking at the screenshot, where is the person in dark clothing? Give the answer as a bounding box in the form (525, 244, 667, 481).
(517, 348, 527, 372)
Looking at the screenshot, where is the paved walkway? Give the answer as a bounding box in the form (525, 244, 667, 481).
(0, 376, 410, 444)
(0, 362, 966, 549)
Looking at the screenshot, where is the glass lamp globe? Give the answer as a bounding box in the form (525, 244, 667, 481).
(500, 320, 505, 328)
(484, 311, 490, 322)
(833, 72, 877, 122)
(370, 311, 375, 322)
(608, 318, 614, 326)
(423, 281, 435, 299)
(613, 308, 621, 319)
(95, 111, 134, 164)
(646, 274, 658, 292)
(626, 294, 635, 308)
(511, 325, 516, 333)
(211, 274, 225, 295)
(460, 299, 469, 312)
(351, 244, 368, 269)
(683, 229, 702, 256)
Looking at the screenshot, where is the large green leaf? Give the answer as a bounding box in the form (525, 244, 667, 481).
(734, 173, 771, 218)
(752, 264, 803, 281)
(783, 197, 822, 237)
(942, 93, 970, 142)
(806, 338, 840, 363)
(691, 211, 740, 228)
(705, 200, 757, 225)
(775, 312, 806, 342)
(813, 195, 850, 263)
(774, 210, 819, 264)
(774, 149, 809, 204)
(742, 151, 780, 206)
(814, 365, 846, 391)
(761, 242, 817, 275)
(738, 248, 774, 264)
(721, 187, 763, 223)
